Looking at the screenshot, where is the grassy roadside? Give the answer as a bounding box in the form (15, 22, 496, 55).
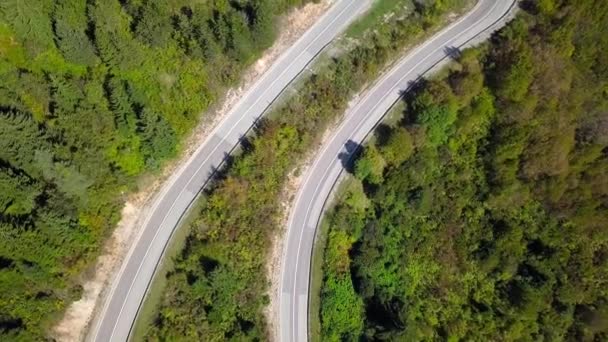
(345, 0, 412, 38)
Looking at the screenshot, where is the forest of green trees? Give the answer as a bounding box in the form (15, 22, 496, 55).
(0, 0, 309, 339)
(145, 0, 472, 340)
(319, 0, 608, 340)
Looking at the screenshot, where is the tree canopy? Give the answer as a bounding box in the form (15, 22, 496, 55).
(0, 0, 309, 339)
(318, 0, 608, 340)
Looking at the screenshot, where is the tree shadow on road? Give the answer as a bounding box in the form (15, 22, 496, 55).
(338, 139, 362, 174)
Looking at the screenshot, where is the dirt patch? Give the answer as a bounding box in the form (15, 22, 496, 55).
(52, 200, 149, 341)
(51, 2, 332, 341)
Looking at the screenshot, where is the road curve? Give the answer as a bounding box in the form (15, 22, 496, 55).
(278, 1, 518, 341)
(88, 1, 373, 341)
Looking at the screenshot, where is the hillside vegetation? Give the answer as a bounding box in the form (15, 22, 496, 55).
(0, 0, 309, 339)
(319, 0, 608, 340)
(144, 0, 474, 340)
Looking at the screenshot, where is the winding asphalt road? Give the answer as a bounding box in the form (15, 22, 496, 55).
(278, 1, 518, 341)
(88, 1, 373, 341)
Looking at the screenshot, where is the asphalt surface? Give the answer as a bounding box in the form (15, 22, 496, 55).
(88, 1, 373, 341)
(278, 1, 518, 341)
